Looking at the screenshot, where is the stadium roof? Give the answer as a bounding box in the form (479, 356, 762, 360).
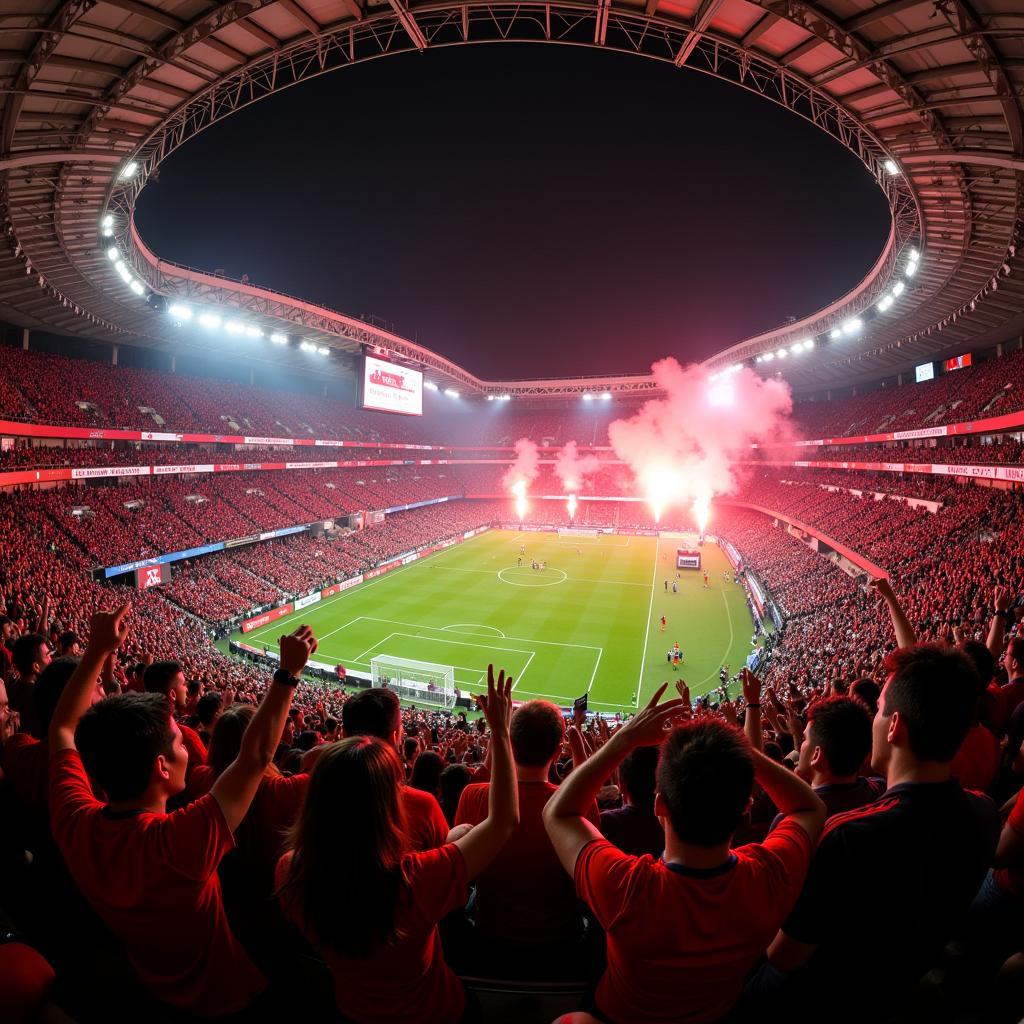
(0, 0, 1021, 397)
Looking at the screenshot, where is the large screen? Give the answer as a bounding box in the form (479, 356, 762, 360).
(915, 362, 935, 383)
(944, 353, 972, 372)
(359, 354, 423, 417)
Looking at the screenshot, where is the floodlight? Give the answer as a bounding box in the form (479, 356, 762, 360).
(101, 225, 114, 237)
(444, 388, 460, 398)
(776, 348, 787, 359)
(129, 279, 144, 295)
(905, 261, 917, 277)
(317, 346, 330, 355)
(299, 341, 315, 352)
(842, 318, 862, 335)
(119, 161, 139, 180)
(106, 247, 118, 261)
(198, 312, 221, 329)
(910, 248, 920, 261)
(114, 261, 131, 283)
(224, 320, 244, 335)
(803, 339, 815, 350)
(790, 343, 802, 355)
(244, 326, 262, 338)
(269, 332, 288, 344)
(101, 214, 113, 229)
(487, 395, 494, 401)
(168, 303, 192, 320)
(582, 393, 593, 401)
(601, 392, 611, 400)
(877, 296, 892, 312)
(892, 281, 905, 296)
(830, 328, 842, 339)
(763, 352, 774, 362)
(424, 381, 438, 391)
(884, 159, 899, 175)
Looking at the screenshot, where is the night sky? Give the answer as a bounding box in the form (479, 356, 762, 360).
(136, 44, 890, 381)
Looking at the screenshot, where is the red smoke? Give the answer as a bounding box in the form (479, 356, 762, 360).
(502, 437, 540, 491)
(554, 440, 601, 493)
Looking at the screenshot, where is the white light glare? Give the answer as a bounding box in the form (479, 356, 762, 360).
(167, 303, 192, 321)
(198, 312, 221, 329)
(892, 281, 905, 296)
(106, 246, 118, 261)
(763, 351, 774, 362)
(424, 380, 439, 391)
(444, 388, 460, 398)
(119, 161, 139, 180)
(317, 346, 330, 356)
(755, 355, 763, 364)
(878, 296, 893, 312)
(101, 225, 114, 238)
(269, 332, 288, 345)
(129, 280, 145, 295)
(884, 159, 899, 175)
(114, 261, 132, 283)
(830, 328, 842, 339)
(601, 391, 612, 400)
(300, 341, 316, 352)
(842, 318, 863, 335)
(244, 325, 262, 338)
(225, 320, 244, 335)
(905, 261, 918, 277)
(582, 393, 594, 401)
(802, 338, 815, 351)
(500, 394, 511, 401)
(487, 395, 494, 401)
(101, 214, 113, 229)
(776, 348, 787, 359)
(910, 248, 920, 261)
(708, 382, 735, 407)
(789, 343, 803, 355)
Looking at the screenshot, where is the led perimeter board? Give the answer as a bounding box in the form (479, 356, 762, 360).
(677, 549, 702, 570)
(359, 354, 423, 416)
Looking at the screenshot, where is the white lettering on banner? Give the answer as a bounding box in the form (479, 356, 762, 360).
(243, 436, 294, 445)
(883, 463, 905, 472)
(949, 465, 997, 479)
(285, 461, 337, 470)
(999, 466, 1024, 482)
(139, 566, 165, 589)
(314, 439, 346, 447)
(295, 592, 322, 610)
(893, 426, 948, 440)
(242, 463, 262, 471)
(141, 432, 183, 442)
(153, 464, 214, 475)
(71, 466, 151, 479)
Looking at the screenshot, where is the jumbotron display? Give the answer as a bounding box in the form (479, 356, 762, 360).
(358, 353, 423, 416)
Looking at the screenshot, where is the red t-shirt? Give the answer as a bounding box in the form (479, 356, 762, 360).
(2, 732, 49, 823)
(575, 820, 814, 1023)
(276, 843, 468, 1024)
(191, 765, 309, 898)
(403, 785, 448, 851)
(455, 780, 599, 945)
(179, 722, 208, 771)
(48, 748, 265, 1017)
(951, 723, 999, 793)
(995, 787, 1024, 898)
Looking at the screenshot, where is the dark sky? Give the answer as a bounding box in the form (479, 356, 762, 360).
(136, 44, 890, 380)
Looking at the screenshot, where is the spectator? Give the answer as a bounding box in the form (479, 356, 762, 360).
(455, 699, 600, 972)
(545, 686, 825, 1024)
(47, 607, 318, 1018)
(409, 749, 444, 801)
(195, 691, 224, 748)
(56, 630, 81, 657)
(143, 659, 207, 771)
(8, 633, 51, 739)
(767, 644, 1001, 1020)
(599, 744, 664, 858)
(340, 688, 449, 851)
(276, 666, 519, 1024)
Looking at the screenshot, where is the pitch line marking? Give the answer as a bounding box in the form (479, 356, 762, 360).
(497, 566, 567, 588)
(695, 586, 737, 691)
(586, 647, 604, 693)
(435, 564, 648, 588)
(362, 616, 602, 652)
(634, 533, 661, 708)
(441, 623, 507, 638)
(352, 632, 398, 664)
(316, 616, 366, 643)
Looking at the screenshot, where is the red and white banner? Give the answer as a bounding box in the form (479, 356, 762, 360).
(242, 604, 294, 633)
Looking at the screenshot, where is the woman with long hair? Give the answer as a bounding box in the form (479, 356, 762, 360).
(276, 665, 518, 1023)
(409, 749, 444, 800)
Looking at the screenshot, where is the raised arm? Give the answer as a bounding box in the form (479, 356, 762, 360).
(211, 625, 315, 833)
(49, 606, 130, 752)
(870, 577, 918, 650)
(544, 683, 685, 876)
(454, 665, 519, 879)
(751, 747, 825, 841)
(741, 668, 763, 752)
(987, 585, 1012, 660)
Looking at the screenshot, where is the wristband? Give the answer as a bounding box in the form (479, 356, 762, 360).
(273, 667, 301, 688)
(748, 703, 762, 708)
(995, 609, 1013, 622)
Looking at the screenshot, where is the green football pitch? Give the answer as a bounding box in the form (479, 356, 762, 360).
(229, 530, 756, 712)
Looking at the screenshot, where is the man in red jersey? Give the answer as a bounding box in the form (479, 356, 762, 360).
(143, 659, 208, 773)
(455, 700, 599, 973)
(544, 684, 825, 1024)
(340, 687, 449, 850)
(48, 604, 318, 1019)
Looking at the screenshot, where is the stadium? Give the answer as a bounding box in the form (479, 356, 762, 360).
(1, 0, 1023, 1021)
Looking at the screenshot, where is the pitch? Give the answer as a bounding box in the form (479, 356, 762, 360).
(229, 529, 756, 711)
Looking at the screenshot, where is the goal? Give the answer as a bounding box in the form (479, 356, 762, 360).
(370, 654, 457, 708)
(558, 527, 599, 538)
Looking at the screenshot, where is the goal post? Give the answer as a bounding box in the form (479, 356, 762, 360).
(370, 654, 457, 709)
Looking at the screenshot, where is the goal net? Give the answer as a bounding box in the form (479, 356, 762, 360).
(370, 654, 457, 709)
(558, 527, 599, 538)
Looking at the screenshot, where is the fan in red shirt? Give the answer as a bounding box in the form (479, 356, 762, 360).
(143, 659, 207, 780)
(338, 687, 449, 850)
(544, 683, 825, 1024)
(47, 604, 319, 1019)
(277, 665, 520, 1024)
(455, 699, 599, 970)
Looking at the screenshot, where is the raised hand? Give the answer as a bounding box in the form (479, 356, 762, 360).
(615, 683, 687, 748)
(720, 699, 738, 727)
(995, 585, 1012, 613)
(280, 624, 317, 676)
(869, 577, 894, 601)
(87, 605, 131, 654)
(741, 667, 761, 707)
(474, 664, 514, 736)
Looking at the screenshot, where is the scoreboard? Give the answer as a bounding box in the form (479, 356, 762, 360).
(676, 548, 701, 570)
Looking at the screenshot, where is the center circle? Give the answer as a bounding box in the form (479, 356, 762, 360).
(497, 566, 568, 588)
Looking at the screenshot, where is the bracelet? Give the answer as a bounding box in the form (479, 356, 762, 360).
(748, 703, 761, 708)
(272, 667, 300, 688)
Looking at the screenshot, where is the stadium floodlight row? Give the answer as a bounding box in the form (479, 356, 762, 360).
(0, 0, 1019, 400)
